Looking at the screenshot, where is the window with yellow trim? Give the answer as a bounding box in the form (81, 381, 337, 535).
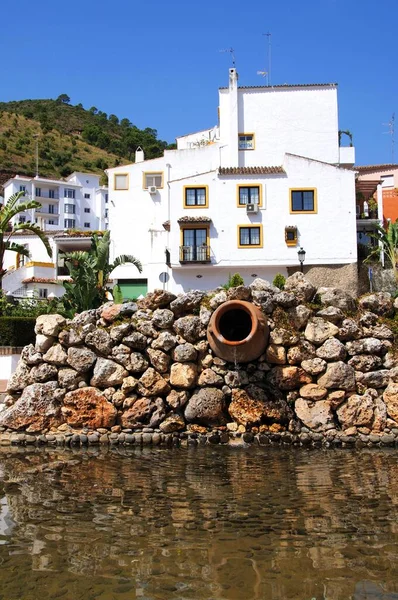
(238, 225, 262, 247)
(238, 185, 260, 206)
(290, 189, 316, 212)
(285, 226, 298, 246)
(114, 174, 129, 190)
(184, 186, 208, 208)
(238, 133, 254, 150)
(144, 172, 163, 188)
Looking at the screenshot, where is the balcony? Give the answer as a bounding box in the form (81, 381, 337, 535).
(179, 245, 211, 263)
(35, 192, 59, 200)
(35, 207, 59, 215)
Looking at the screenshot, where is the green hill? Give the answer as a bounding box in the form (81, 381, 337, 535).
(0, 96, 175, 184)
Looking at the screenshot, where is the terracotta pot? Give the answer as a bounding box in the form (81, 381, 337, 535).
(207, 300, 269, 363)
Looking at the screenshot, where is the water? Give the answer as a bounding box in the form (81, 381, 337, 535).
(0, 446, 397, 599)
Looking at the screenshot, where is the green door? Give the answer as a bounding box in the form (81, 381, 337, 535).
(118, 279, 148, 300)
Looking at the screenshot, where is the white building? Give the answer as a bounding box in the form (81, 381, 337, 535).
(2, 172, 108, 299)
(107, 68, 357, 297)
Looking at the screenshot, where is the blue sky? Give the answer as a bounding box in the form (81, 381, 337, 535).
(1, 0, 397, 165)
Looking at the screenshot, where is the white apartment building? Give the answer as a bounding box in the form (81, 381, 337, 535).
(2, 172, 108, 299)
(107, 68, 357, 297)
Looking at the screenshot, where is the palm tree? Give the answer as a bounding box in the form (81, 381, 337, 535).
(365, 220, 398, 283)
(61, 230, 142, 312)
(0, 191, 52, 288)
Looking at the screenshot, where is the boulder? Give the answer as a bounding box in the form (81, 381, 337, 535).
(166, 389, 189, 409)
(227, 286, 252, 301)
(58, 368, 87, 391)
(129, 352, 149, 373)
(109, 322, 131, 343)
(316, 338, 346, 362)
(35, 314, 66, 337)
(209, 290, 228, 309)
(274, 291, 296, 308)
(58, 327, 85, 347)
(383, 382, 398, 422)
(62, 387, 117, 428)
(317, 287, 356, 312)
(268, 366, 312, 391)
(137, 368, 170, 396)
(250, 278, 279, 294)
(266, 344, 287, 365)
(347, 355, 383, 373)
(284, 273, 316, 302)
(301, 357, 327, 376)
(159, 413, 186, 433)
(287, 341, 316, 365)
(198, 368, 224, 386)
(0, 381, 63, 431)
(288, 305, 312, 329)
(360, 370, 390, 389)
(304, 318, 339, 345)
(43, 343, 68, 366)
(111, 344, 131, 369)
(185, 387, 226, 425)
(146, 348, 170, 373)
(173, 316, 202, 343)
(35, 334, 55, 353)
(21, 344, 42, 366)
(169, 290, 206, 316)
(299, 383, 328, 401)
(85, 329, 113, 356)
(317, 361, 356, 391)
(90, 358, 129, 388)
(270, 328, 299, 346)
(122, 331, 148, 350)
(224, 370, 250, 387)
(337, 319, 363, 342)
(229, 385, 291, 426)
(172, 343, 198, 363)
(67, 347, 97, 373)
(294, 399, 334, 432)
(336, 393, 375, 430)
(152, 308, 175, 329)
(345, 338, 385, 356)
(315, 306, 344, 325)
(251, 290, 275, 314)
(358, 292, 393, 316)
(151, 331, 178, 352)
(138, 289, 176, 310)
(170, 363, 198, 388)
(7, 361, 32, 392)
(30, 363, 58, 383)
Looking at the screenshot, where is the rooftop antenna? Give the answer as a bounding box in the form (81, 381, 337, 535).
(32, 133, 40, 177)
(260, 32, 272, 86)
(383, 113, 395, 163)
(220, 47, 236, 68)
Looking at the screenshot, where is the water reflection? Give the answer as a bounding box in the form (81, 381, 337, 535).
(0, 447, 397, 599)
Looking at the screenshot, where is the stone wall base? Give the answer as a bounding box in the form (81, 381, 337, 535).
(0, 428, 397, 449)
(287, 263, 358, 296)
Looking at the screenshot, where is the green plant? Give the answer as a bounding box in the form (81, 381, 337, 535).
(61, 230, 142, 312)
(112, 284, 123, 304)
(0, 191, 52, 288)
(222, 273, 244, 290)
(368, 198, 378, 213)
(0, 316, 36, 346)
(273, 273, 286, 290)
(364, 220, 398, 282)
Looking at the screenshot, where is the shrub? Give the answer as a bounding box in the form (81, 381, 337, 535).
(273, 273, 286, 290)
(0, 317, 36, 346)
(222, 273, 245, 290)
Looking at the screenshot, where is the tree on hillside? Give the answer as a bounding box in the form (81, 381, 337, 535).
(61, 230, 141, 312)
(0, 191, 52, 289)
(56, 94, 71, 104)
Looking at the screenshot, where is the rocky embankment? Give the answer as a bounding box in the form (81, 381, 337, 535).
(1, 273, 398, 448)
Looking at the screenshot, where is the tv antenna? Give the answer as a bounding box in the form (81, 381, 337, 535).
(383, 113, 395, 163)
(220, 47, 236, 68)
(258, 32, 272, 86)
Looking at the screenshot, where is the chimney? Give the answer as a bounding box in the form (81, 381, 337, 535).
(228, 68, 239, 167)
(135, 146, 144, 163)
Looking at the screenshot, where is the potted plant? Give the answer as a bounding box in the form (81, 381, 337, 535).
(368, 198, 378, 219)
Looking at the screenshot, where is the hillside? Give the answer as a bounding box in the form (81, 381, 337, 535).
(0, 97, 175, 185)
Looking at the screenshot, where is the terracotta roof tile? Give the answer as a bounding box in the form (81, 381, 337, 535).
(355, 164, 398, 171)
(218, 166, 285, 175)
(177, 216, 212, 223)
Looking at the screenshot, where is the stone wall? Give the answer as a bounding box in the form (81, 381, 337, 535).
(287, 263, 358, 296)
(1, 273, 398, 448)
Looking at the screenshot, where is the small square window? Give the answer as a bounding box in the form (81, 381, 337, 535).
(238, 133, 255, 150)
(238, 225, 262, 247)
(290, 189, 317, 213)
(84, 208, 90, 213)
(84, 222, 90, 228)
(184, 186, 208, 208)
(114, 174, 129, 190)
(84, 193, 91, 199)
(144, 172, 163, 189)
(39, 288, 48, 299)
(285, 226, 298, 246)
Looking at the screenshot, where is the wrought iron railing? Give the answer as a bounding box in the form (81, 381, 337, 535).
(179, 245, 211, 263)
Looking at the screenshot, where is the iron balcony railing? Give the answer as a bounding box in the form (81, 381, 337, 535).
(35, 192, 60, 200)
(35, 207, 59, 215)
(179, 245, 211, 263)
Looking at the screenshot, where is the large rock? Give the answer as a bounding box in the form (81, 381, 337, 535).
(0, 381, 63, 431)
(173, 316, 202, 343)
(166, 389, 189, 409)
(229, 385, 291, 426)
(59, 327, 85, 347)
(129, 352, 149, 373)
(170, 363, 198, 388)
(185, 387, 226, 425)
(347, 355, 383, 373)
(122, 331, 148, 350)
(294, 399, 334, 432)
(317, 361, 356, 390)
(227, 286, 252, 301)
(169, 290, 206, 316)
(35, 314, 66, 337)
(383, 382, 398, 422)
(316, 338, 346, 362)
(146, 348, 170, 373)
(287, 341, 316, 365)
(198, 368, 224, 387)
(315, 306, 344, 325)
(299, 383, 328, 401)
(345, 338, 385, 356)
(288, 305, 312, 329)
(284, 273, 316, 302)
(21, 344, 42, 366)
(159, 413, 186, 433)
(7, 361, 32, 392)
(151, 331, 178, 352)
(358, 292, 393, 316)
(270, 328, 299, 346)
(274, 291, 296, 308)
(172, 343, 198, 363)
(268, 366, 312, 391)
(266, 344, 286, 365)
(317, 287, 356, 312)
(58, 368, 87, 391)
(138, 289, 176, 310)
(301, 358, 327, 376)
(250, 278, 279, 294)
(109, 322, 131, 343)
(30, 363, 58, 383)
(360, 370, 390, 389)
(137, 368, 170, 396)
(67, 347, 97, 373)
(111, 344, 131, 369)
(304, 318, 339, 345)
(152, 308, 175, 329)
(337, 319, 362, 342)
(251, 290, 275, 314)
(90, 358, 129, 388)
(43, 343, 68, 366)
(85, 329, 113, 356)
(35, 334, 55, 353)
(62, 387, 117, 428)
(336, 393, 375, 429)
